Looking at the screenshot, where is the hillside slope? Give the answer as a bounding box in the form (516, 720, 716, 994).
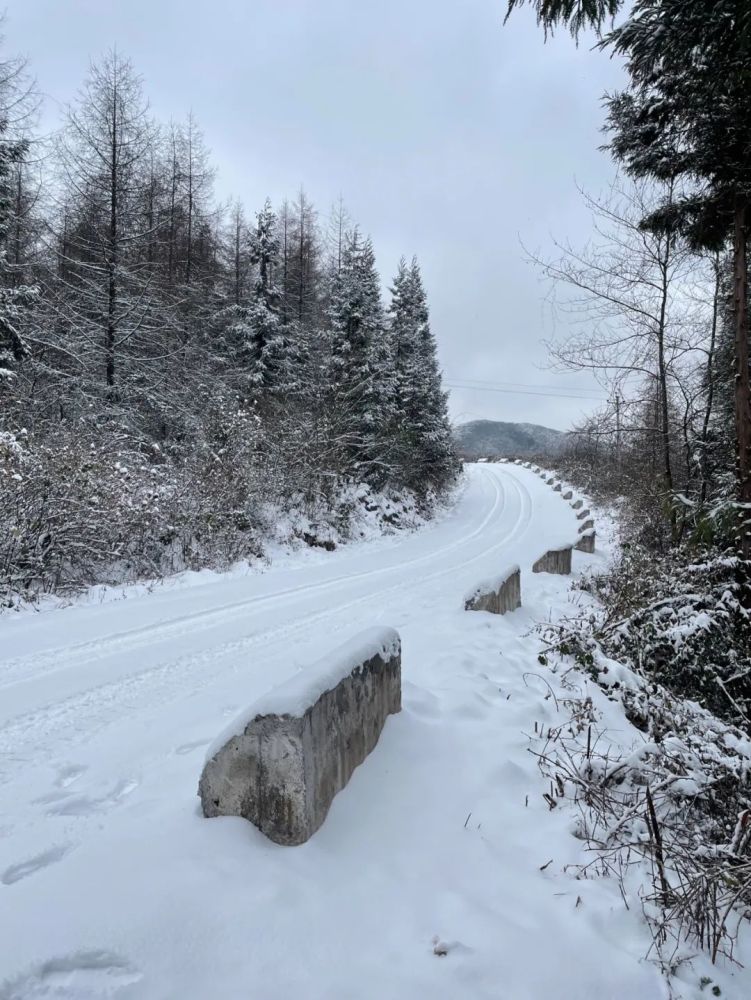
(454, 419, 568, 458)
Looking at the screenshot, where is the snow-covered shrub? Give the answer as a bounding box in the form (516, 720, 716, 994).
(575, 543, 751, 728)
(536, 634, 751, 969)
(0, 408, 447, 606)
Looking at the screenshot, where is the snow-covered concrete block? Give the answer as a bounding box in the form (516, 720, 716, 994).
(571, 499, 583, 510)
(576, 508, 590, 521)
(464, 565, 521, 616)
(553, 482, 562, 493)
(575, 530, 596, 554)
(545, 476, 555, 485)
(199, 628, 401, 846)
(562, 490, 573, 500)
(532, 546, 572, 575)
(578, 519, 594, 533)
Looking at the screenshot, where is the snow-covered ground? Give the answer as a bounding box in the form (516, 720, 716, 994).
(0, 464, 744, 998)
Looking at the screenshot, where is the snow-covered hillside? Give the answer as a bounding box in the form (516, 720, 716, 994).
(0, 464, 747, 999)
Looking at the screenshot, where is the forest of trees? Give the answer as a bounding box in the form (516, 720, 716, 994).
(506, 0, 751, 562)
(0, 44, 457, 603)
(505, 0, 751, 967)
(504, 0, 751, 712)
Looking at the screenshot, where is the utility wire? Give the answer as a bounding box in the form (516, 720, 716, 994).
(445, 381, 607, 402)
(446, 375, 603, 395)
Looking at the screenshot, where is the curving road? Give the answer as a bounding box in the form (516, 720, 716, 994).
(0, 463, 568, 781)
(0, 463, 628, 1000)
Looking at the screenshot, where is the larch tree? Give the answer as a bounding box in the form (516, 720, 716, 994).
(53, 51, 160, 396)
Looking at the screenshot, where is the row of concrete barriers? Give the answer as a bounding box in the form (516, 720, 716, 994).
(464, 461, 595, 616)
(197, 461, 596, 847)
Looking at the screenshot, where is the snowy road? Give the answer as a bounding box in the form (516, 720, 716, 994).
(0, 464, 663, 999)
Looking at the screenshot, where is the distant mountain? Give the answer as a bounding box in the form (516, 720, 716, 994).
(454, 420, 569, 459)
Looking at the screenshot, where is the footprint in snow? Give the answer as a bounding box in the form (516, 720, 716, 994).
(46, 778, 138, 818)
(56, 764, 87, 788)
(175, 739, 210, 755)
(0, 950, 142, 999)
(1, 844, 72, 886)
(33, 764, 89, 806)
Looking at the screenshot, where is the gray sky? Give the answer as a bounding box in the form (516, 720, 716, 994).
(6, 0, 624, 431)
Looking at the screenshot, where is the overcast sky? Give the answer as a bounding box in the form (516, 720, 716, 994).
(5, 0, 625, 431)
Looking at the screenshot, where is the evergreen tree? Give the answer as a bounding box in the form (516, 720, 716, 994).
(506, 0, 751, 555)
(213, 198, 287, 399)
(0, 120, 34, 384)
(327, 229, 394, 484)
(389, 257, 456, 493)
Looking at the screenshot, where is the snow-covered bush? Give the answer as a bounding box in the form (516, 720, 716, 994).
(537, 621, 751, 969)
(575, 544, 751, 728)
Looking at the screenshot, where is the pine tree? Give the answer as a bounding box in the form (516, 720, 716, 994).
(0, 120, 34, 384)
(247, 198, 285, 393)
(326, 229, 394, 484)
(389, 257, 456, 494)
(212, 198, 289, 400)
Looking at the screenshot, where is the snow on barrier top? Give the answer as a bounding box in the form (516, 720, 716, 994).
(206, 627, 401, 760)
(532, 545, 573, 575)
(200, 627, 402, 845)
(463, 564, 520, 607)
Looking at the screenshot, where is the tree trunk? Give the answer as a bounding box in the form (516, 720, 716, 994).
(12, 166, 23, 288)
(234, 213, 241, 306)
(168, 139, 177, 285)
(657, 234, 676, 541)
(106, 81, 118, 390)
(733, 196, 751, 559)
(699, 253, 720, 507)
(185, 132, 193, 285)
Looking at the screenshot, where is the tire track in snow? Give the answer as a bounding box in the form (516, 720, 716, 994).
(0, 467, 535, 787)
(0, 470, 505, 690)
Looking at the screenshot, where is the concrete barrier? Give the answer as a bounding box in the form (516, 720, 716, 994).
(562, 490, 573, 500)
(545, 476, 555, 485)
(199, 628, 401, 846)
(575, 530, 596, 554)
(553, 482, 562, 493)
(578, 519, 594, 533)
(576, 508, 591, 521)
(464, 565, 521, 615)
(532, 546, 572, 574)
(571, 498, 583, 510)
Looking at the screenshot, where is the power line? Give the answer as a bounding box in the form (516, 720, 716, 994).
(445, 381, 607, 402)
(446, 375, 603, 395)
